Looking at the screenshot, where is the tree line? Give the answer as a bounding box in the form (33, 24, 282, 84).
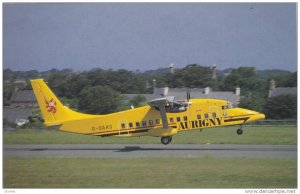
(3, 65, 297, 119)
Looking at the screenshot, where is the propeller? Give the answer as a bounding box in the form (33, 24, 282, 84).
(187, 91, 191, 102)
(186, 91, 191, 115)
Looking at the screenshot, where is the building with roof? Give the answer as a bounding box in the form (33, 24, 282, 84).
(3, 107, 32, 127)
(123, 64, 241, 107)
(268, 79, 297, 98)
(10, 90, 37, 107)
(123, 86, 241, 107)
(269, 87, 297, 97)
(3, 90, 37, 127)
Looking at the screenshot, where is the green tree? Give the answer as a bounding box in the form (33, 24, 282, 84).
(3, 69, 15, 81)
(28, 108, 44, 128)
(239, 94, 267, 112)
(78, 86, 122, 114)
(223, 67, 268, 96)
(170, 64, 216, 88)
(60, 97, 80, 110)
(86, 68, 148, 94)
(271, 72, 297, 87)
(223, 67, 271, 112)
(129, 95, 147, 107)
(263, 95, 297, 119)
(47, 69, 73, 97)
(64, 73, 92, 99)
(234, 67, 256, 78)
(3, 82, 15, 106)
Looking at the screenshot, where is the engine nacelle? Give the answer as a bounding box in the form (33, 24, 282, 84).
(165, 101, 191, 113)
(150, 96, 192, 113)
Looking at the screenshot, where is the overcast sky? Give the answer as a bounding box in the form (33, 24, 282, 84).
(3, 3, 297, 72)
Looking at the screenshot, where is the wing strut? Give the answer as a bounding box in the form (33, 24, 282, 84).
(157, 103, 169, 129)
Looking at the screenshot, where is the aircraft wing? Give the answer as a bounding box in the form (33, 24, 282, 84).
(148, 97, 174, 129)
(148, 95, 192, 129)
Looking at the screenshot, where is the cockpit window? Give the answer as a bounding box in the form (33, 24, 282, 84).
(222, 102, 233, 110)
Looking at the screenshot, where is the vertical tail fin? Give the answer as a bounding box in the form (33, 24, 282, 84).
(30, 79, 94, 126)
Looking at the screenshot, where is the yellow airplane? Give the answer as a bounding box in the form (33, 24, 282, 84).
(31, 79, 265, 145)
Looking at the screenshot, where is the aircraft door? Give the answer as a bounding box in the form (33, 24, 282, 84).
(118, 119, 128, 135)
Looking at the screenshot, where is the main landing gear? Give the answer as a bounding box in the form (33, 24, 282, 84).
(161, 136, 172, 145)
(236, 125, 244, 135)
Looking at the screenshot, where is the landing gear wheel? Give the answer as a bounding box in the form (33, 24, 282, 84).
(161, 136, 172, 145)
(237, 128, 243, 135)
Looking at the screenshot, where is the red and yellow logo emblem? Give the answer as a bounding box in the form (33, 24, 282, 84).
(45, 98, 57, 113)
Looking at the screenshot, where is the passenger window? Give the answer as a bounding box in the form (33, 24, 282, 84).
(142, 121, 147, 127)
(129, 123, 133, 128)
(176, 117, 181, 122)
(212, 112, 217, 118)
(121, 123, 126, 129)
(197, 114, 201, 120)
(156, 119, 160, 124)
(170, 118, 174, 123)
(183, 116, 188, 121)
(136, 122, 140, 127)
(149, 120, 153, 126)
(204, 113, 209, 119)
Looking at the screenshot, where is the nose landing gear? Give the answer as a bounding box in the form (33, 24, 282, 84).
(237, 125, 244, 135)
(161, 136, 172, 145)
(237, 128, 243, 135)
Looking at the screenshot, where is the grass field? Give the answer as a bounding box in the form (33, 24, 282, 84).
(3, 156, 296, 188)
(3, 126, 297, 144)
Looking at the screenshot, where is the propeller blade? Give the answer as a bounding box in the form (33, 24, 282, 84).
(186, 91, 191, 115)
(186, 91, 189, 102)
(187, 91, 191, 101)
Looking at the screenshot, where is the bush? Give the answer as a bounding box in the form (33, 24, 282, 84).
(78, 86, 122, 114)
(263, 95, 297, 119)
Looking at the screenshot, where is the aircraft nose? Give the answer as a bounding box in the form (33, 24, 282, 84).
(248, 112, 265, 122)
(256, 113, 265, 120)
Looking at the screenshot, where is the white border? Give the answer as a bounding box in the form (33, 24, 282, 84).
(1, 1, 298, 194)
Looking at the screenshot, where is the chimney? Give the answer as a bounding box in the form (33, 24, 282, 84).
(268, 79, 276, 97)
(211, 64, 217, 80)
(235, 87, 240, 96)
(235, 87, 241, 104)
(169, 64, 174, 74)
(204, 87, 210, 95)
(163, 87, 169, 96)
(152, 79, 156, 89)
(269, 79, 276, 91)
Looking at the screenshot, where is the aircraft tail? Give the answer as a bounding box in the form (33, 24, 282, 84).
(30, 79, 94, 126)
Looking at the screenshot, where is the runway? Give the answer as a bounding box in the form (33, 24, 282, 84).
(3, 144, 297, 159)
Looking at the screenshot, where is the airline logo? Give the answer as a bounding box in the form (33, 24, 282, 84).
(45, 98, 57, 113)
(179, 117, 223, 130)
